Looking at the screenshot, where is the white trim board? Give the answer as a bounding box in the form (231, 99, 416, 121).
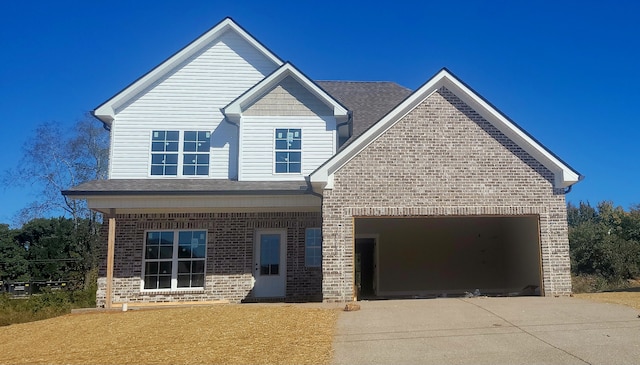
(310, 68, 582, 189)
(222, 62, 349, 123)
(94, 17, 283, 125)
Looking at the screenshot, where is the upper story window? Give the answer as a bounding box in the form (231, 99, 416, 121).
(150, 130, 210, 176)
(274, 128, 301, 173)
(183, 131, 211, 176)
(151, 131, 179, 176)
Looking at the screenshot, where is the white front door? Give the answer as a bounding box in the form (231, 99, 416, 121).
(253, 230, 286, 297)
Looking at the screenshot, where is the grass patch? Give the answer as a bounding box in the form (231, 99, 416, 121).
(0, 286, 96, 326)
(0, 304, 338, 365)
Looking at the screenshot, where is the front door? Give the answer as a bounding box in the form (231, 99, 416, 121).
(253, 230, 286, 298)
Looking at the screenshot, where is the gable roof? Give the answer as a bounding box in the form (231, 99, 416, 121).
(311, 68, 583, 189)
(222, 62, 349, 122)
(317, 81, 413, 146)
(93, 17, 283, 126)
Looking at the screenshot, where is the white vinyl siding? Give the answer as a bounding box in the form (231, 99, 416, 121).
(108, 30, 278, 179)
(239, 116, 336, 181)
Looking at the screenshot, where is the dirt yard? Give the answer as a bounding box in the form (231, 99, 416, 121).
(0, 304, 339, 365)
(1, 294, 638, 365)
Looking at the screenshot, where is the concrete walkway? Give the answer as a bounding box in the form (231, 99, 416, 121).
(333, 297, 640, 364)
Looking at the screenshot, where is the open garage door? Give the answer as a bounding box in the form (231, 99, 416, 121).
(354, 216, 542, 299)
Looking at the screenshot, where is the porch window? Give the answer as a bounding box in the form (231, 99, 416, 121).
(143, 230, 206, 290)
(150, 130, 210, 176)
(274, 128, 301, 173)
(305, 228, 322, 267)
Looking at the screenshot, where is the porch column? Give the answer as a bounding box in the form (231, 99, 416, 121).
(106, 216, 116, 309)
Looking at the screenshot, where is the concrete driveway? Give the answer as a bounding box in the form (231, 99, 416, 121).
(333, 297, 640, 364)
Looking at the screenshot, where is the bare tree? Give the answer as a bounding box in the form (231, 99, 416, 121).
(5, 114, 109, 225)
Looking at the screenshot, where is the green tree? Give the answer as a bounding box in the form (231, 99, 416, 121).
(16, 217, 95, 288)
(0, 224, 29, 281)
(568, 201, 640, 281)
(2, 115, 108, 289)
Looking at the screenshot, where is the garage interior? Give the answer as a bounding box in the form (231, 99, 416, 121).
(354, 216, 543, 299)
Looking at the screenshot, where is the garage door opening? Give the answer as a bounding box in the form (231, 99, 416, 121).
(354, 216, 542, 300)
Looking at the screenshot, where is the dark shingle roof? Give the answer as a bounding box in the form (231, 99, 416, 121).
(317, 81, 413, 145)
(62, 179, 311, 197)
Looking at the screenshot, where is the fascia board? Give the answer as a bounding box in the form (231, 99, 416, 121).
(285, 66, 349, 117)
(439, 74, 581, 187)
(84, 193, 321, 211)
(224, 63, 349, 120)
(93, 18, 283, 125)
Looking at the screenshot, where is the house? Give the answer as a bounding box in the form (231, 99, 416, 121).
(63, 17, 582, 307)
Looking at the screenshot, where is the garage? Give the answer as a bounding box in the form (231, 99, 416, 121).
(354, 216, 543, 299)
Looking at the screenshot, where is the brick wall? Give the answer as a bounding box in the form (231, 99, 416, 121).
(96, 211, 322, 307)
(321, 87, 572, 302)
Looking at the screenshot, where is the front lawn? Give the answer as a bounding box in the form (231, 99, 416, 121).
(0, 304, 338, 365)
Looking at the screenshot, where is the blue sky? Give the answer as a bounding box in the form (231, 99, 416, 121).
(1, 1, 638, 224)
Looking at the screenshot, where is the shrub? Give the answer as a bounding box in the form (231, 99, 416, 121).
(0, 286, 96, 326)
(568, 201, 640, 281)
(572, 274, 633, 293)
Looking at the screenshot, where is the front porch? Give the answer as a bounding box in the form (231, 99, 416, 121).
(98, 212, 322, 308)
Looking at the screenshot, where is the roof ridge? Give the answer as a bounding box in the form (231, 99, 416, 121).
(317, 80, 401, 84)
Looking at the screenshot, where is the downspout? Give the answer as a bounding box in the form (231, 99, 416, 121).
(221, 108, 241, 180)
(336, 111, 353, 148)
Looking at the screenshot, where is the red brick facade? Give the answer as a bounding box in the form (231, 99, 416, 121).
(321, 87, 572, 301)
(97, 87, 573, 305)
(96, 212, 322, 306)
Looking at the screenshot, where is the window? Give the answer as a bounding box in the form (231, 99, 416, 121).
(305, 228, 322, 267)
(274, 128, 301, 173)
(151, 131, 179, 175)
(150, 130, 210, 176)
(143, 230, 206, 290)
(183, 131, 211, 176)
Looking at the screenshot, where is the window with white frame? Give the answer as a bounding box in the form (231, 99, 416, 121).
(274, 128, 301, 173)
(143, 230, 206, 290)
(305, 228, 322, 267)
(150, 130, 210, 176)
(151, 131, 179, 175)
(183, 131, 211, 175)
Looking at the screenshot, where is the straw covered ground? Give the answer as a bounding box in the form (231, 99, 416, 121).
(0, 304, 339, 365)
(574, 291, 640, 310)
